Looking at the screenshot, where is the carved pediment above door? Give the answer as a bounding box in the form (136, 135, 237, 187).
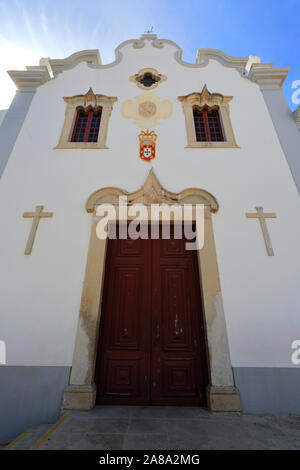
(86, 169, 219, 213)
(128, 169, 177, 205)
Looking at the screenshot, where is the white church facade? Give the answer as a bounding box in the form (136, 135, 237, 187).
(0, 34, 300, 440)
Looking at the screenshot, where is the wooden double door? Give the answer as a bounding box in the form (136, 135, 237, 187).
(95, 226, 208, 405)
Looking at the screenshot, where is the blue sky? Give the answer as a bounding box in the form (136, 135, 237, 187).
(0, 0, 298, 109)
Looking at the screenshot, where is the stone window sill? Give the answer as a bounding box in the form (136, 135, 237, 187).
(185, 142, 240, 149)
(54, 144, 109, 150)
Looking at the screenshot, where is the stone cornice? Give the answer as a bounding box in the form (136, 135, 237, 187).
(247, 62, 290, 89)
(8, 50, 101, 90)
(7, 66, 51, 90)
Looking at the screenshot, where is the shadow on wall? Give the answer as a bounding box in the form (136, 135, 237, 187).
(0, 366, 70, 440)
(233, 367, 300, 414)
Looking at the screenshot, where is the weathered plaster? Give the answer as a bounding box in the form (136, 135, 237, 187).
(122, 92, 172, 128)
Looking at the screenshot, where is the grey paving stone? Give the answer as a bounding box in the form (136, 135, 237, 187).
(54, 416, 97, 433)
(241, 413, 300, 440)
(168, 434, 289, 450)
(39, 431, 125, 451)
(11, 407, 300, 451)
(67, 433, 125, 450)
(57, 417, 129, 435)
(87, 418, 129, 435)
(265, 414, 300, 437)
(123, 433, 169, 450)
(247, 421, 285, 439)
(164, 406, 212, 420)
(168, 433, 208, 450)
(86, 406, 133, 419)
(11, 424, 53, 450)
(37, 431, 84, 450)
(127, 418, 168, 435)
(250, 437, 300, 451)
(165, 418, 251, 440)
(130, 406, 167, 419)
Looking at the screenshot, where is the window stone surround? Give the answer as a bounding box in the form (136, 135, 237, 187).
(178, 85, 240, 149)
(54, 88, 117, 150)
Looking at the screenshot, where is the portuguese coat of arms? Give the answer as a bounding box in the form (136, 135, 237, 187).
(138, 129, 157, 163)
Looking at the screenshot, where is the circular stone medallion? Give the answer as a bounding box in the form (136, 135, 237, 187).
(139, 101, 157, 118)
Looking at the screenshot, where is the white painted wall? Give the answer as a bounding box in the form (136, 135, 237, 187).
(0, 39, 299, 369)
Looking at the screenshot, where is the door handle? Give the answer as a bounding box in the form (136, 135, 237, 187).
(153, 324, 160, 349)
(175, 314, 179, 335)
(174, 314, 183, 336)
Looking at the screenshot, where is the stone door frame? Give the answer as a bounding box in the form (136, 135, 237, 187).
(62, 170, 241, 412)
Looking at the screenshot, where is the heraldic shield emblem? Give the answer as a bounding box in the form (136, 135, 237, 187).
(138, 129, 157, 163)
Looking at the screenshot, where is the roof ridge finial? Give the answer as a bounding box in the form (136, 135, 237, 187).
(144, 26, 154, 34)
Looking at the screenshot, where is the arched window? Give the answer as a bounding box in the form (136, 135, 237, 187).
(55, 89, 117, 150)
(193, 107, 224, 142)
(71, 107, 102, 143)
(178, 87, 239, 148)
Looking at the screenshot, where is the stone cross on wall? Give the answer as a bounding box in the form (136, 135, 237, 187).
(246, 206, 277, 256)
(23, 205, 53, 255)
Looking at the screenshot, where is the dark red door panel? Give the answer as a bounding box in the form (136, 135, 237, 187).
(95, 236, 151, 404)
(95, 225, 208, 406)
(151, 227, 207, 405)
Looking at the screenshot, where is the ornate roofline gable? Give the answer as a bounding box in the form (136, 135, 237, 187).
(196, 49, 248, 71)
(86, 169, 219, 213)
(8, 49, 101, 90)
(43, 50, 102, 76)
(7, 34, 290, 91)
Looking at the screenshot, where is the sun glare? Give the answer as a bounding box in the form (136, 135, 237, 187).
(0, 41, 42, 110)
